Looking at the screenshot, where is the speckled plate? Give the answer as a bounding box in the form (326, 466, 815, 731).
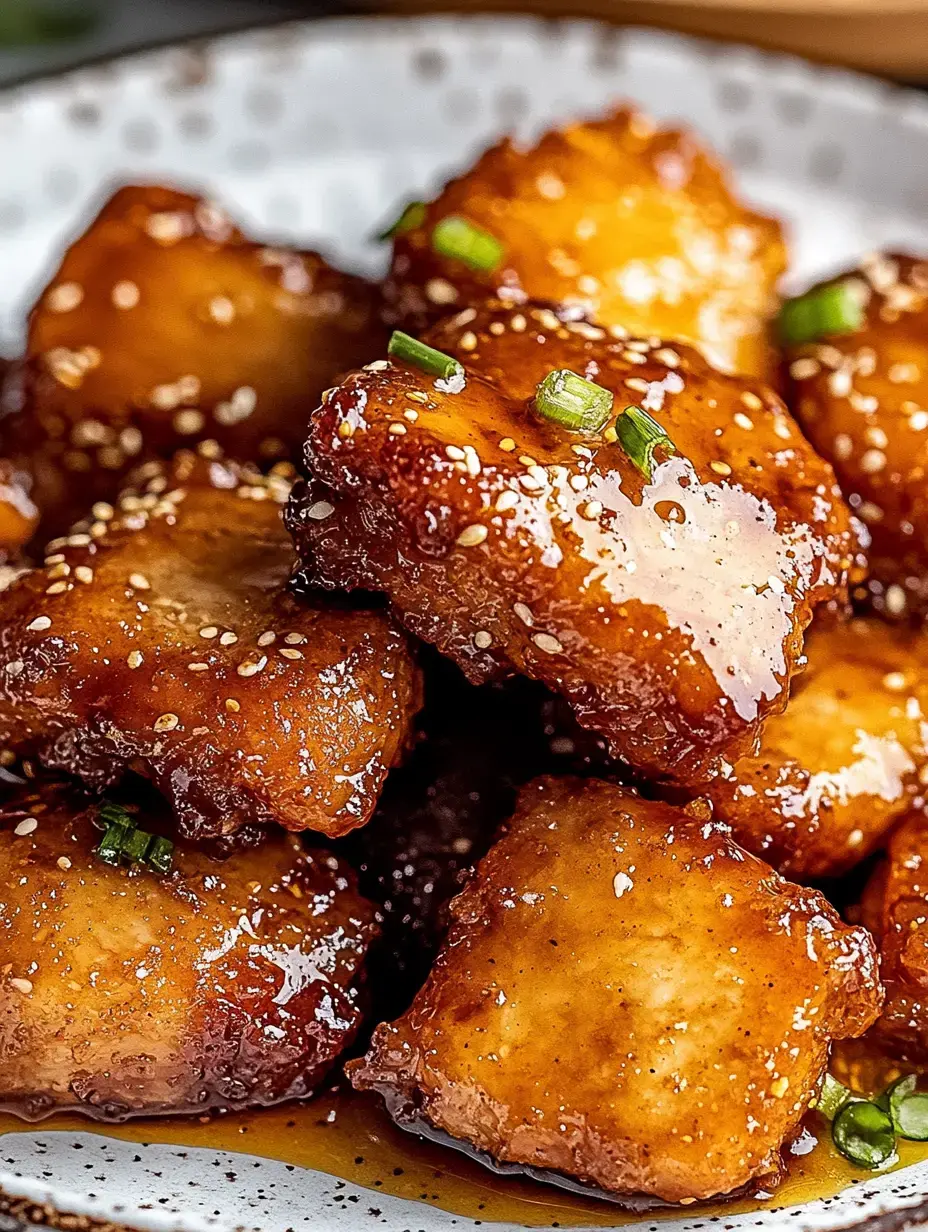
(2, 13, 928, 1232)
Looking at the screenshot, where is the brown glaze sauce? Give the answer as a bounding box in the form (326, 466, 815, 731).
(2, 1060, 926, 1229)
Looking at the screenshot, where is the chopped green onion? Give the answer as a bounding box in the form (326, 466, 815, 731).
(432, 215, 504, 274)
(121, 827, 153, 865)
(378, 201, 426, 242)
(832, 1100, 897, 1169)
(534, 369, 614, 433)
(887, 1074, 928, 1141)
(95, 823, 126, 866)
(779, 280, 865, 346)
(387, 330, 463, 382)
(615, 405, 677, 481)
(147, 835, 175, 876)
(97, 800, 133, 831)
(816, 1072, 854, 1121)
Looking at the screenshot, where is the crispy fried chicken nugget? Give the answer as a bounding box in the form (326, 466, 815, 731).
(859, 810, 928, 1062)
(385, 108, 785, 378)
(708, 618, 928, 879)
(0, 451, 420, 840)
(351, 777, 881, 1204)
(4, 184, 385, 539)
(786, 253, 928, 616)
(0, 779, 377, 1121)
(289, 301, 853, 785)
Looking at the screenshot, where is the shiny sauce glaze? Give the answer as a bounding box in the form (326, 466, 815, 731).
(1, 1070, 926, 1227)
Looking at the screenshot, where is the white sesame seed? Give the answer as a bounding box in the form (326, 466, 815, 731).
(834, 433, 853, 461)
(74, 565, 93, 584)
(26, 616, 51, 632)
(200, 626, 219, 639)
(886, 584, 907, 616)
(258, 631, 276, 647)
(127, 650, 143, 670)
(710, 460, 732, 477)
(9, 977, 33, 995)
(456, 524, 488, 547)
(513, 602, 534, 627)
(458, 331, 478, 352)
(446, 445, 466, 461)
(45, 581, 68, 596)
(533, 632, 564, 655)
(364, 359, 389, 372)
(225, 698, 241, 712)
(153, 713, 179, 732)
(789, 357, 820, 381)
(220, 631, 238, 646)
(496, 490, 519, 512)
(389, 423, 407, 436)
(208, 295, 236, 325)
(733, 412, 754, 431)
(237, 656, 267, 678)
(474, 630, 492, 650)
(425, 278, 458, 306)
(174, 409, 205, 436)
(498, 438, 516, 452)
(581, 500, 603, 520)
(47, 281, 84, 313)
(129, 573, 150, 590)
(13, 818, 37, 837)
(112, 279, 140, 309)
(57, 856, 72, 871)
(828, 369, 852, 398)
(883, 671, 908, 691)
(284, 632, 307, 645)
(860, 448, 887, 474)
(279, 648, 303, 660)
(187, 662, 209, 672)
(740, 392, 763, 412)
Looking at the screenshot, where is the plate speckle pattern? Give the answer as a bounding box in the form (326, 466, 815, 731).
(2, 13, 928, 1232)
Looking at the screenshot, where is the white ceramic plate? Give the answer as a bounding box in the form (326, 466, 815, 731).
(3, 14, 928, 1232)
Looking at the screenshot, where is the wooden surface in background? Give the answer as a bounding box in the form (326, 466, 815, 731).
(392, 0, 928, 77)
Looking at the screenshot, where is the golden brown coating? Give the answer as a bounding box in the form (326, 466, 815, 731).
(708, 618, 928, 879)
(0, 458, 37, 558)
(0, 451, 420, 840)
(385, 108, 786, 378)
(351, 777, 881, 1205)
(0, 779, 377, 1121)
(290, 300, 854, 786)
(859, 810, 928, 1062)
(786, 253, 928, 616)
(5, 184, 386, 540)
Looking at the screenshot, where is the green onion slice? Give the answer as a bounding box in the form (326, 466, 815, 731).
(148, 835, 175, 876)
(779, 280, 866, 346)
(378, 201, 426, 242)
(887, 1074, 928, 1141)
(432, 215, 504, 274)
(93, 799, 174, 875)
(832, 1099, 897, 1169)
(96, 800, 134, 832)
(121, 827, 154, 865)
(387, 330, 463, 382)
(534, 369, 614, 433)
(95, 823, 126, 866)
(817, 1072, 854, 1121)
(615, 404, 677, 481)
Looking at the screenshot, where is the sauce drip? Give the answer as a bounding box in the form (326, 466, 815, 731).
(2, 1078, 926, 1228)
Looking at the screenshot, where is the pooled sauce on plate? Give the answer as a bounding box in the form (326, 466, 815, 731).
(1, 1069, 926, 1228)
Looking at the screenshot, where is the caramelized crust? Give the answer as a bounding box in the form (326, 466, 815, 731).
(290, 300, 853, 785)
(0, 452, 420, 839)
(4, 184, 386, 540)
(0, 458, 37, 558)
(786, 253, 928, 616)
(351, 778, 881, 1204)
(708, 618, 928, 879)
(859, 810, 928, 1062)
(0, 779, 377, 1121)
(385, 108, 786, 377)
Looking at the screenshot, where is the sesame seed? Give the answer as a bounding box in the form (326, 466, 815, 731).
(57, 856, 72, 871)
(224, 698, 242, 717)
(220, 631, 238, 646)
(474, 630, 492, 649)
(536, 171, 565, 200)
(496, 490, 519, 512)
(237, 656, 267, 678)
(74, 565, 93, 584)
(770, 1076, 789, 1099)
(710, 460, 732, 477)
(866, 426, 889, 449)
(860, 448, 886, 474)
(337, 421, 355, 439)
(200, 626, 218, 639)
(510, 313, 527, 333)
(187, 662, 209, 672)
(406, 390, 428, 404)
(45, 581, 68, 595)
(279, 648, 303, 660)
(740, 392, 763, 412)
(789, 357, 820, 380)
(581, 500, 603, 519)
(129, 573, 150, 590)
(258, 631, 277, 647)
(208, 295, 236, 324)
(92, 501, 114, 521)
(654, 347, 681, 369)
(463, 446, 481, 477)
(886, 584, 907, 616)
(112, 279, 140, 309)
(9, 978, 33, 995)
(513, 602, 534, 627)
(623, 350, 647, 365)
(425, 277, 458, 305)
(498, 438, 516, 452)
(47, 282, 84, 313)
(127, 651, 143, 670)
(456, 524, 488, 547)
(883, 671, 908, 691)
(145, 211, 188, 244)
(364, 359, 389, 372)
(27, 616, 51, 632)
(446, 445, 466, 461)
(174, 409, 205, 436)
(834, 433, 853, 461)
(13, 818, 37, 837)
(404, 409, 419, 422)
(458, 331, 478, 352)
(389, 423, 407, 436)
(284, 632, 307, 645)
(153, 713, 179, 732)
(828, 369, 852, 398)
(533, 632, 564, 655)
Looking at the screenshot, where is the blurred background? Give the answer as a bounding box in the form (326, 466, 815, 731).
(2, 0, 928, 84)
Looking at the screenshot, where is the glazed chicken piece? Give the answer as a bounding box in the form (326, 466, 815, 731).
(0, 449, 420, 840)
(708, 618, 928, 879)
(384, 108, 786, 378)
(785, 253, 928, 617)
(858, 810, 928, 1062)
(0, 778, 377, 1121)
(351, 777, 881, 1205)
(2, 184, 386, 541)
(0, 458, 37, 559)
(289, 300, 854, 786)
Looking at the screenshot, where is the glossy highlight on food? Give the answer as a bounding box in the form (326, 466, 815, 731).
(0, 449, 421, 839)
(708, 618, 928, 878)
(351, 777, 882, 1204)
(384, 108, 786, 377)
(3, 184, 386, 541)
(0, 777, 378, 1121)
(289, 300, 854, 785)
(785, 253, 928, 616)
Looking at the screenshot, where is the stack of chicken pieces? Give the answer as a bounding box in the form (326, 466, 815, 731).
(1, 106, 926, 1207)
